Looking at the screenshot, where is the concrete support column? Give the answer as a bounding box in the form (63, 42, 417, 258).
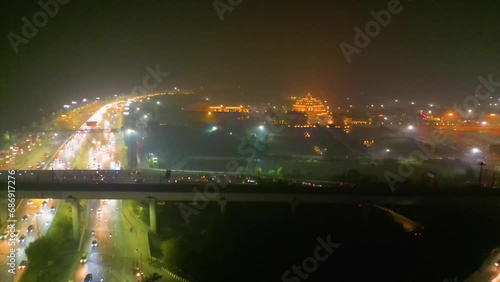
(0, 198, 7, 228)
(147, 198, 157, 234)
(66, 197, 80, 241)
(218, 198, 227, 213)
(290, 199, 300, 213)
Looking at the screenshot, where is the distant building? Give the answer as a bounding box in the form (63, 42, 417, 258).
(292, 93, 332, 124)
(343, 117, 372, 125)
(292, 93, 326, 113)
(208, 105, 250, 113)
(181, 103, 251, 125)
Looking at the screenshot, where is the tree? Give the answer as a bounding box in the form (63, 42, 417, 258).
(161, 237, 182, 265)
(3, 131, 10, 142)
(255, 167, 262, 176)
(143, 272, 163, 282)
(276, 167, 284, 178)
(25, 237, 56, 267)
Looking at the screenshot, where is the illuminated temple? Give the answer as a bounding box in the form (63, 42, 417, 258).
(292, 93, 326, 113)
(291, 93, 332, 124)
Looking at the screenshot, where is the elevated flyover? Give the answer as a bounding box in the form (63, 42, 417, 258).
(3, 170, 500, 239)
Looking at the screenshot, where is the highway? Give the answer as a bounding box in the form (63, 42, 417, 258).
(1, 101, 105, 172)
(0, 93, 175, 281)
(0, 99, 133, 281)
(69, 199, 175, 282)
(50, 101, 125, 171)
(0, 198, 58, 282)
(45, 95, 174, 281)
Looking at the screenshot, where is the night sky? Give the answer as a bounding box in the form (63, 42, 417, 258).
(1, 0, 500, 131)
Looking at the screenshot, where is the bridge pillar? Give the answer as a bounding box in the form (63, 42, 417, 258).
(147, 198, 157, 234)
(0, 198, 7, 228)
(290, 199, 300, 213)
(66, 197, 80, 241)
(218, 198, 227, 213)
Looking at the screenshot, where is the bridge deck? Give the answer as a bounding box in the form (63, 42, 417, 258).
(6, 182, 500, 205)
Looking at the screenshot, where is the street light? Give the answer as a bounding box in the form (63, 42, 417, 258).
(479, 162, 486, 186)
(135, 249, 143, 270)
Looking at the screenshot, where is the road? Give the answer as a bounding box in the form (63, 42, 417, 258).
(0, 99, 129, 281)
(0, 198, 58, 282)
(69, 200, 175, 282)
(0, 94, 171, 281)
(1, 101, 105, 172)
(465, 246, 500, 282)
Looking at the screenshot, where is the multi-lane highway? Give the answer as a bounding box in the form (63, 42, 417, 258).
(0, 198, 57, 282)
(0, 94, 176, 281)
(0, 99, 131, 281)
(0, 101, 105, 171)
(69, 199, 175, 282)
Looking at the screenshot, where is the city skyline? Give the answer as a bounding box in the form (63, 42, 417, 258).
(2, 1, 500, 131)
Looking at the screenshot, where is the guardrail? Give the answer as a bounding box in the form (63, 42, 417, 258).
(149, 256, 192, 282)
(374, 205, 425, 230)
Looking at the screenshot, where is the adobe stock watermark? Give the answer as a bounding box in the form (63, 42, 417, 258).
(131, 65, 169, 94)
(213, 0, 242, 21)
(282, 235, 341, 282)
(384, 74, 500, 192)
(7, 170, 18, 275)
(384, 128, 447, 192)
(179, 111, 290, 224)
(7, 0, 71, 54)
(340, 0, 404, 64)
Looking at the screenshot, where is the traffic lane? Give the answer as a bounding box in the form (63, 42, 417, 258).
(0, 199, 52, 282)
(9, 140, 57, 170)
(117, 203, 176, 282)
(0, 198, 26, 280)
(113, 200, 176, 282)
(17, 141, 58, 170)
(17, 199, 56, 260)
(96, 200, 132, 282)
(94, 199, 144, 282)
(90, 200, 123, 275)
(107, 207, 143, 281)
(74, 200, 115, 282)
(111, 202, 146, 282)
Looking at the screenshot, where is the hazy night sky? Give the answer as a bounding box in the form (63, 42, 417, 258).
(1, 0, 500, 130)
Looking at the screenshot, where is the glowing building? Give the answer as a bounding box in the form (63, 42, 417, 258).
(292, 93, 326, 113)
(292, 93, 331, 124)
(208, 105, 250, 113)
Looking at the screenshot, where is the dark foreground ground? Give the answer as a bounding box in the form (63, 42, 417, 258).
(136, 201, 500, 282)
